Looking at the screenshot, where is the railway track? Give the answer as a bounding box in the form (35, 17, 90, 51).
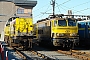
(58, 49, 90, 60)
(5, 42, 90, 60)
(31, 50, 53, 60)
(20, 50, 54, 60)
(11, 44, 79, 60)
(15, 49, 27, 60)
(2, 41, 53, 60)
(6, 47, 27, 60)
(8, 46, 53, 60)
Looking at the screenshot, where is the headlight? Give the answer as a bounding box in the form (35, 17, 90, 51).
(56, 33, 60, 37)
(60, 33, 64, 36)
(70, 33, 77, 36)
(56, 33, 64, 37)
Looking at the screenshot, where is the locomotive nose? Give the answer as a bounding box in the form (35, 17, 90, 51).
(65, 30, 70, 33)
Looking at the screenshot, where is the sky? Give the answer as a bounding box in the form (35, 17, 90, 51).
(33, 0, 90, 23)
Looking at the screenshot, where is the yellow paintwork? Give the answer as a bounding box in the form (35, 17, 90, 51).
(78, 28, 85, 30)
(4, 18, 33, 37)
(52, 27, 78, 33)
(4, 25, 10, 36)
(15, 18, 33, 33)
(88, 28, 90, 30)
(36, 18, 78, 37)
(51, 19, 78, 35)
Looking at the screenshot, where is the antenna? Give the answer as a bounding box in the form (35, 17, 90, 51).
(51, 0, 55, 15)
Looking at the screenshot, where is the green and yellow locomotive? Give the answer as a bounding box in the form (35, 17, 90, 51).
(4, 17, 35, 49)
(35, 15, 79, 49)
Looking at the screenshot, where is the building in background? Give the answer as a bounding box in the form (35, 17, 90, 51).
(0, 0, 37, 34)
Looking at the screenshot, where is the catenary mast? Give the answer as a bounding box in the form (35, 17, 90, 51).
(51, 0, 55, 15)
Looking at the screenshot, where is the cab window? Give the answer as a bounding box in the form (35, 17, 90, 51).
(68, 19, 76, 26)
(54, 20, 57, 26)
(58, 20, 66, 26)
(38, 30, 43, 34)
(87, 22, 90, 28)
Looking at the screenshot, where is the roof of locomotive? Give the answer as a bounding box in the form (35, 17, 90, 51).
(37, 18, 64, 23)
(77, 19, 90, 23)
(37, 17, 77, 23)
(36, 14, 79, 23)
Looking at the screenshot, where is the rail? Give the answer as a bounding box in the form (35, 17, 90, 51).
(11, 47, 27, 60)
(31, 50, 54, 60)
(58, 50, 90, 60)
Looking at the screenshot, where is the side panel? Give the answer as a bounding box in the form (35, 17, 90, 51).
(37, 21, 51, 43)
(78, 21, 90, 46)
(52, 27, 78, 34)
(4, 26, 10, 36)
(14, 18, 34, 37)
(15, 18, 33, 33)
(78, 22, 85, 39)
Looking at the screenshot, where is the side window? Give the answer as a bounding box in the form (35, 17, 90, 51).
(54, 20, 57, 26)
(78, 22, 85, 28)
(38, 30, 43, 34)
(17, 8, 24, 14)
(88, 22, 90, 28)
(45, 23, 47, 26)
(52, 21, 53, 27)
(6, 18, 12, 26)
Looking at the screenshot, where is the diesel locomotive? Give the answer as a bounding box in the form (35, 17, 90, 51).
(4, 17, 35, 49)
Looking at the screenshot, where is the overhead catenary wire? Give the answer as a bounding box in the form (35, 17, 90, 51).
(34, 0, 90, 19)
(74, 8, 90, 13)
(59, 4, 90, 15)
(56, 3, 61, 14)
(56, 0, 90, 15)
(70, 0, 90, 9)
(33, 3, 50, 12)
(2, 0, 90, 19)
(39, 5, 51, 18)
(60, 4, 85, 14)
(34, 4, 51, 19)
(7, 0, 90, 21)
(34, 0, 71, 18)
(57, 5, 67, 13)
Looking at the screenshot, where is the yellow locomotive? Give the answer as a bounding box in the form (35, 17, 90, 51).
(4, 17, 35, 49)
(35, 15, 79, 49)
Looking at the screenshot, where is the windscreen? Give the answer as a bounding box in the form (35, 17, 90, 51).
(58, 20, 67, 26)
(68, 19, 76, 26)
